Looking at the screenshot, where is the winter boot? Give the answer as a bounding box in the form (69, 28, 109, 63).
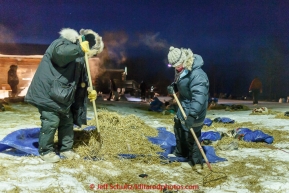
(60, 150, 80, 160)
(167, 154, 176, 157)
(40, 152, 60, 163)
(192, 164, 203, 173)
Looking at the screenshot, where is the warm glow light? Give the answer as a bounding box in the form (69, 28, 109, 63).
(0, 90, 9, 99)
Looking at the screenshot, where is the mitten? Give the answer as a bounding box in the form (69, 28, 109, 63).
(167, 85, 175, 94)
(88, 89, 97, 102)
(80, 41, 90, 53)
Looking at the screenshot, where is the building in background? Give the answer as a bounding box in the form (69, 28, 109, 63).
(0, 55, 139, 100)
(0, 54, 42, 99)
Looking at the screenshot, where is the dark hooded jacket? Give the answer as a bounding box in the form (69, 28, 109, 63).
(249, 77, 262, 93)
(175, 54, 209, 130)
(8, 65, 19, 86)
(25, 32, 88, 126)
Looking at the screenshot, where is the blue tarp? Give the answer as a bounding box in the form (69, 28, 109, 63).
(203, 146, 227, 163)
(214, 117, 235, 123)
(201, 131, 222, 141)
(236, 128, 274, 144)
(0, 126, 227, 163)
(204, 118, 213, 126)
(147, 127, 227, 163)
(200, 128, 274, 144)
(147, 127, 176, 156)
(202, 117, 274, 144)
(149, 97, 163, 112)
(0, 125, 96, 156)
(0, 128, 40, 156)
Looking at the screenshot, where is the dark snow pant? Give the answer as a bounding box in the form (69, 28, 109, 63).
(173, 118, 203, 166)
(252, 89, 260, 104)
(108, 90, 119, 101)
(141, 90, 146, 100)
(38, 108, 74, 156)
(9, 84, 18, 97)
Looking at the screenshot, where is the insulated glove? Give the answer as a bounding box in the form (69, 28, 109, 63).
(167, 82, 178, 94)
(167, 85, 175, 94)
(80, 41, 90, 53)
(185, 115, 195, 129)
(88, 89, 97, 102)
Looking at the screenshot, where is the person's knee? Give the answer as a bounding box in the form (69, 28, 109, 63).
(40, 111, 60, 128)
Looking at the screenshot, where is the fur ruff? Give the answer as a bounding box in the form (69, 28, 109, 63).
(182, 48, 194, 71)
(79, 29, 104, 55)
(87, 49, 98, 59)
(59, 28, 79, 43)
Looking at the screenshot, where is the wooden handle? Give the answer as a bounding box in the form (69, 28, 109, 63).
(190, 128, 212, 170)
(79, 37, 100, 133)
(172, 92, 212, 171)
(173, 92, 187, 120)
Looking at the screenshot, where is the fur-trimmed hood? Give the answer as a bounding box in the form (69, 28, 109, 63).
(58, 28, 104, 58)
(79, 29, 104, 55)
(59, 28, 79, 43)
(168, 46, 195, 71)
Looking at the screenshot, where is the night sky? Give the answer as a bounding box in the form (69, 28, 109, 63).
(1, 0, 289, 99)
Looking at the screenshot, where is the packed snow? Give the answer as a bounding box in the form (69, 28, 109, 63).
(1, 98, 289, 193)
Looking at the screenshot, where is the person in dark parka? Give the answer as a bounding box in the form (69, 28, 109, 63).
(139, 80, 147, 101)
(7, 64, 19, 97)
(249, 77, 262, 105)
(25, 28, 104, 162)
(167, 46, 209, 173)
(107, 78, 119, 101)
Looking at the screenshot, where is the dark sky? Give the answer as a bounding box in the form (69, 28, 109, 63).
(1, 0, 289, 99)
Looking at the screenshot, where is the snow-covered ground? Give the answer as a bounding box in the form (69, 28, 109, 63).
(1, 98, 289, 193)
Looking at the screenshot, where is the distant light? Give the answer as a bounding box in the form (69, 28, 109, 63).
(167, 64, 172, 67)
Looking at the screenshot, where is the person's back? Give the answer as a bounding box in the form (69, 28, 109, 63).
(249, 77, 262, 91)
(140, 81, 146, 101)
(110, 79, 117, 91)
(7, 65, 19, 97)
(140, 81, 146, 91)
(249, 77, 262, 105)
(108, 79, 118, 101)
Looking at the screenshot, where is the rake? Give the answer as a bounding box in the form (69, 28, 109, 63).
(78, 36, 102, 146)
(263, 143, 289, 154)
(172, 92, 227, 186)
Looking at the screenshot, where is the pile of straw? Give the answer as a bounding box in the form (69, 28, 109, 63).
(209, 104, 250, 111)
(73, 110, 163, 159)
(275, 112, 289, 119)
(250, 109, 281, 115)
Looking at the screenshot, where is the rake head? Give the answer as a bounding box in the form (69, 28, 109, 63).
(203, 170, 227, 186)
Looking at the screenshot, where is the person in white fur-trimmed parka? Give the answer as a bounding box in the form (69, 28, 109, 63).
(25, 28, 104, 163)
(167, 46, 209, 173)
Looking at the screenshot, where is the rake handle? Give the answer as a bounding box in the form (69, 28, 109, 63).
(173, 93, 187, 119)
(190, 128, 212, 170)
(263, 143, 289, 154)
(79, 37, 100, 133)
(172, 91, 212, 171)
